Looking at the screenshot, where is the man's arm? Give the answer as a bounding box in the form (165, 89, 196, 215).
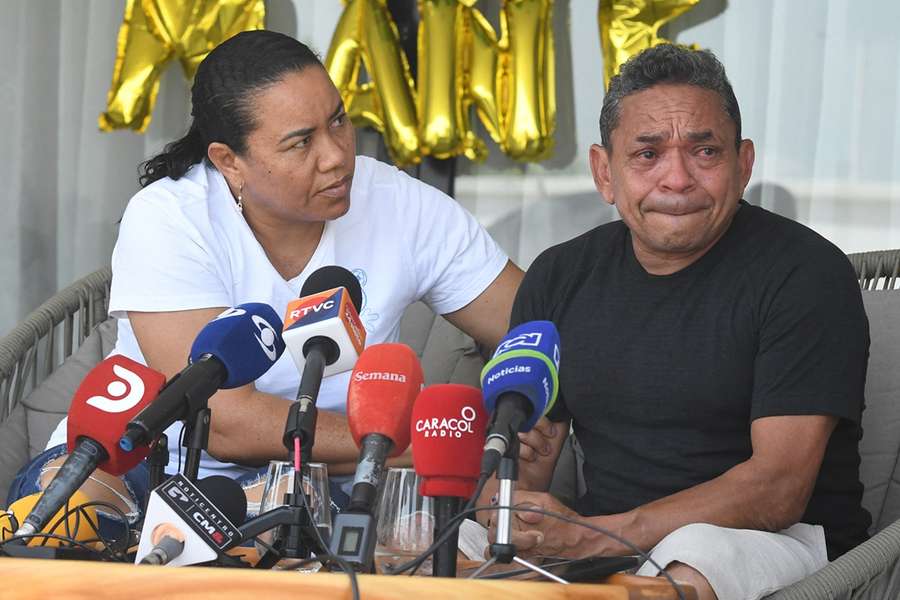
(497, 414, 837, 557)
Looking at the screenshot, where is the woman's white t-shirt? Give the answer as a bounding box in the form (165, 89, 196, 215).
(48, 156, 508, 479)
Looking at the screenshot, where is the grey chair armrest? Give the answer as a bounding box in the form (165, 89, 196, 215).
(767, 518, 900, 600)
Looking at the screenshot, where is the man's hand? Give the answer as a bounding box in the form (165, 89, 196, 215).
(485, 490, 633, 559)
(517, 417, 568, 491)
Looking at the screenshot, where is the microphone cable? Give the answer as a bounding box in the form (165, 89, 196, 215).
(0, 498, 132, 562)
(386, 501, 687, 600)
(249, 438, 360, 600)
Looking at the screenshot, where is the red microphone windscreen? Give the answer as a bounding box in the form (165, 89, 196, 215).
(411, 384, 488, 498)
(346, 343, 424, 457)
(67, 355, 167, 475)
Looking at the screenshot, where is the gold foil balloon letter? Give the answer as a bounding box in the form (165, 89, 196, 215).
(326, 0, 421, 165)
(326, 0, 556, 165)
(100, 0, 265, 133)
(598, 0, 700, 89)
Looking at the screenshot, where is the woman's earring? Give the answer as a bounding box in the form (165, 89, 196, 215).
(236, 181, 244, 213)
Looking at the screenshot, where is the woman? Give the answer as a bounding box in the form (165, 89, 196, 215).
(9, 30, 521, 526)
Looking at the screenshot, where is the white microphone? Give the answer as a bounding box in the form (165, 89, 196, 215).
(135, 475, 246, 567)
(282, 266, 366, 380)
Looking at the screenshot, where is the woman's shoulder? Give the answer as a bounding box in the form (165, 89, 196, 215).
(123, 162, 221, 227)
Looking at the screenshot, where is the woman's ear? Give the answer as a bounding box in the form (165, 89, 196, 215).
(207, 142, 242, 187)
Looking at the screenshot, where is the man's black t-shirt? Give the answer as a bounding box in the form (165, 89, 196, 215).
(511, 201, 871, 560)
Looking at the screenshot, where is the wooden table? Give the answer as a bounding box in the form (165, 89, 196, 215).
(0, 557, 695, 599)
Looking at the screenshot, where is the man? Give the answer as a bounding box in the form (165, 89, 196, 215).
(496, 44, 871, 600)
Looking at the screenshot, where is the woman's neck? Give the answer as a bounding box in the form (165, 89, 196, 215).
(244, 212, 325, 282)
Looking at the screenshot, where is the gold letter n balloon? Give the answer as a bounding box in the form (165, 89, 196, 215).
(325, 0, 556, 165)
(99, 0, 265, 132)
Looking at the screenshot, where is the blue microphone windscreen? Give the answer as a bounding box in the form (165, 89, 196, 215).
(480, 320, 561, 430)
(189, 303, 286, 389)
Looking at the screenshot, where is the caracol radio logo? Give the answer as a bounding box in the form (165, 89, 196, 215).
(251, 315, 278, 361)
(415, 406, 478, 439)
(85, 364, 145, 413)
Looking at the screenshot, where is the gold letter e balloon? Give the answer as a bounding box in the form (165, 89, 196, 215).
(99, 0, 265, 133)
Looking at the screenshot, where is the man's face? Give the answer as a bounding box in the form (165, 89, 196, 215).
(590, 84, 754, 273)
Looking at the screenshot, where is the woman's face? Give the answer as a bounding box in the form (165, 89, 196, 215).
(234, 66, 356, 224)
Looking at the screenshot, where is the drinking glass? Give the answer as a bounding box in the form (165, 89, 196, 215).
(255, 460, 331, 569)
(374, 468, 434, 574)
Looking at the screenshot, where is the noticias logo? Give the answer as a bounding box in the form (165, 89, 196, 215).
(353, 371, 407, 383)
(415, 406, 477, 438)
(485, 364, 531, 386)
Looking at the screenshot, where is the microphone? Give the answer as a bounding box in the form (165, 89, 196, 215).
(479, 321, 561, 476)
(329, 343, 423, 571)
(2, 490, 99, 547)
(120, 303, 285, 451)
(15, 356, 166, 539)
(281, 266, 366, 451)
(411, 384, 488, 577)
(135, 474, 247, 566)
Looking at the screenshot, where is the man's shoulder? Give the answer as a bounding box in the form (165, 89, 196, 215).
(530, 220, 627, 274)
(732, 203, 853, 280)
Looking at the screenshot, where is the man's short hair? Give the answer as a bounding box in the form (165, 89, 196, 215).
(599, 44, 742, 150)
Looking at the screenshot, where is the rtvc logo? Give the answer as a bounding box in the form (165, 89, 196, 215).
(85, 364, 145, 413)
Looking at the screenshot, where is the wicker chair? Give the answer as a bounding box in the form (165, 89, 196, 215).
(769, 249, 900, 599)
(0, 267, 111, 426)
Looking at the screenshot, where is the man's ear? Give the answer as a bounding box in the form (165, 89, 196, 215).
(206, 142, 243, 188)
(589, 144, 615, 205)
(737, 139, 755, 192)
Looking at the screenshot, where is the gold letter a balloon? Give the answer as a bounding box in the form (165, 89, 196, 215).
(99, 0, 265, 133)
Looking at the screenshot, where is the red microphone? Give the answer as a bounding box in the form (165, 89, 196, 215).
(16, 355, 166, 538)
(328, 343, 423, 571)
(346, 343, 424, 510)
(411, 384, 488, 577)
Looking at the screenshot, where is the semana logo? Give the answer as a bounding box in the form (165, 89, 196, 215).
(415, 406, 478, 439)
(353, 371, 407, 383)
(85, 364, 145, 413)
(251, 315, 278, 361)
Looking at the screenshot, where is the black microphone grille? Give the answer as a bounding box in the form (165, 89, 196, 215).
(196, 475, 248, 527)
(300, 265, 363, 312)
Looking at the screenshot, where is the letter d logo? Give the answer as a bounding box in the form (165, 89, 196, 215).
(85, 364, 145, 413)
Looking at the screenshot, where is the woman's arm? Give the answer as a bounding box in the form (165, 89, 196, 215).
(128, 309, 361, 469)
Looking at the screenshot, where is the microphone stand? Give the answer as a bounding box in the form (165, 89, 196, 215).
(247, 345, 331, 566)
(432, 496, 462, 577)
(147, 434, 169, 491)
(182, 407, 211, 482)
(469, 439, 569, 584)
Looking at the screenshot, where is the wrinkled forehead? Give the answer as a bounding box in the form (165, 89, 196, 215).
(614, 84, 736, 145)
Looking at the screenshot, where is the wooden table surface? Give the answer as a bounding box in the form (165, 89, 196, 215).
(0, 557, 696, 599)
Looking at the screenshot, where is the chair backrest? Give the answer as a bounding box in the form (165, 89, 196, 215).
(849, 250, 900, 532)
